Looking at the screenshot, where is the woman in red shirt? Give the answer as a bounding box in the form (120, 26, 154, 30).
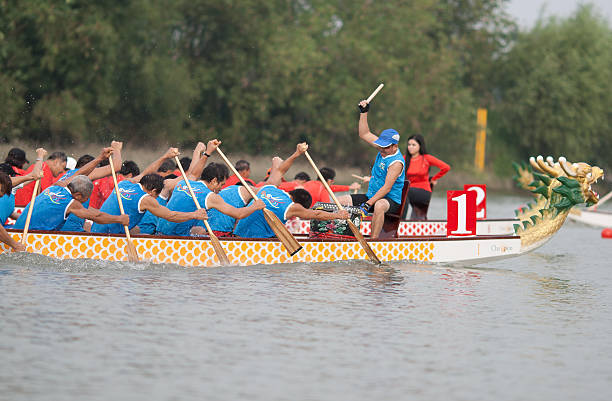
(403, 134, 450, 220)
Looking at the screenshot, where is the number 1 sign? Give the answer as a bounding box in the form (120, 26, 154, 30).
(447, 191, 477, 236)
(464, 184, 487, 219)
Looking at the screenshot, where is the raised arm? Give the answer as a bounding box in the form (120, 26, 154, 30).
(187, 140, 220, 180)
(12, 148, 47, 187)
(132, 147, 180, 181)
(277, 143, 308, 179)
(357, 100, 379, 147)
(11, 148, 45, 187)
(141, 195, 208, 223)
(69, 146, 114, 181)
(87, 141, 123, 181)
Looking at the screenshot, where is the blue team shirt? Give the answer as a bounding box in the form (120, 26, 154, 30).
(0, 193, 15, 226)
(138, 196, 168, 234)
(366, 149, 406, 204)
(157, 180, 212, 236)
(14, 186, 75, 231)
(233, 185, 293, 238)
(90, 181, 149, 234)
(207, 185, 246, 232)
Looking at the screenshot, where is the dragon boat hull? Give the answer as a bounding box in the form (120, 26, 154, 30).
(568, 208, 612, 228)
(1, 229, 521, 267)
(287, 218, 517, 236)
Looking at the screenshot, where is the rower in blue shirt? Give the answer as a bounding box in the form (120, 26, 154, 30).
(14, 170, 129, 232)
(234, 144, 348, 238)
(158, 161, 265, 236)
(336, 100, 405, 238)
(90, 147, 209, 235)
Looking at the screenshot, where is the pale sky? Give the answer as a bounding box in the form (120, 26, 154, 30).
(506, 0, 612, 28)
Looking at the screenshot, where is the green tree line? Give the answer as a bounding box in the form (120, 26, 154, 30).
(1, 1, 610, 172)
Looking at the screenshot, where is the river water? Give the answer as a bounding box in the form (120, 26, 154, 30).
(1, 194, 611, 401)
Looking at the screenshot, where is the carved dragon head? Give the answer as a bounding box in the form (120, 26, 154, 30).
(555, 157, 604, 207)
(514, 156, 604, 249)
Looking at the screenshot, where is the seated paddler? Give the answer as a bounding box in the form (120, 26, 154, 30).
(233, 143, 349, 238)
(157, 140, 266, 236)
(14, 148, 129, 232)
(91, 147, 208, 234)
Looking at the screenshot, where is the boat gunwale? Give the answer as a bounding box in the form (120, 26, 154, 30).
(6, 228, 520, 243)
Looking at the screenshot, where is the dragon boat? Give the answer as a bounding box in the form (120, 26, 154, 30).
(513, 156, 608, 229)
(287, 217, 517, 236)
(0, 157, 602, 267)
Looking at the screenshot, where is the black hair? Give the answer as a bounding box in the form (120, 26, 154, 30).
(235, 160, 250, 172)
(294, 172, 311, 181)
(98, 159, 110, 167)
(158, 159, 176, 173)
(319, 167, 335, 182)
(405, 134, 428, 170)
(179, 157, 191, 171)
(0, 172, 12, 196)
(75, 154, 94, 169)
(119, 161, 140, 176)
(5, 148, 28, 167)
(201, 162, 229, 182)
(48, 151, 67, 162)
(139, 173, 164, 194)
(0, 163, 16, 177)
(289, 188, 312, 209)
(164, 173, 178, 180)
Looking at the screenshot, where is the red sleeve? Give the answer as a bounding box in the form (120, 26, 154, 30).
(425, 154, 450, 181)
(330, 184, 350, 192)
(278, 181, 299, 191)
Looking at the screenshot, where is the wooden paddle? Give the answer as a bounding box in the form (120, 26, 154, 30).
(366, 83, 384, 103)
(109, 155, 139, 262)
(174, 156, 230, 265)
(216, 148, 302, 256)
(304, 151, 381, 264)
(20, 179, 40, 246)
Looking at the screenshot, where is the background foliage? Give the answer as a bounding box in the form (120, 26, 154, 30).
(0, 0, 610, 172)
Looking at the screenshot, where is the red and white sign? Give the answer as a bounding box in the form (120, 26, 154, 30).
(464, 184, 487, 219)
(447, 190, 477, 236)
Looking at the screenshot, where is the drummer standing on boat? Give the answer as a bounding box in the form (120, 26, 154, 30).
(338, 100, 405, 239)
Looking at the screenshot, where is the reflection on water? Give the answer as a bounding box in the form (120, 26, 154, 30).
(1, 214, 612, 401)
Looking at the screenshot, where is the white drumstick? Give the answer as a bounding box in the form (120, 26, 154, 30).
(366, 83, 384, 103)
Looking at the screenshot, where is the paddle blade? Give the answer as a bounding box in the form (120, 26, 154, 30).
(347, 221, 381, 264)
(209, 232, 231, 265)
(263, 209, 302, 256)
(125, 240, 140, 262)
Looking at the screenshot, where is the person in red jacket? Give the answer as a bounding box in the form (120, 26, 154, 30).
(14, 151, 68, 206)
(403, 134, 450, 220)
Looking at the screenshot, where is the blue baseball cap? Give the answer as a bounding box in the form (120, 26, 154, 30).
(373, 129, 400, 147)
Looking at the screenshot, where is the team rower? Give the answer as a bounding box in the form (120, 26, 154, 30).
(157, 140, 265, 236)
(13, 147, 129, 232)
(90, 147, 208, 234)
(233, 143, 349, 238)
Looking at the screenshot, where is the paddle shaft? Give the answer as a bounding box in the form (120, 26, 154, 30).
(109, 155, 139, 262)
(216, 148, 302, 256)
(173, 156, 230, 265)
(304, 151, 381, 264)
(20, 179, 40, 245)
(366, 83, 384, 103)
